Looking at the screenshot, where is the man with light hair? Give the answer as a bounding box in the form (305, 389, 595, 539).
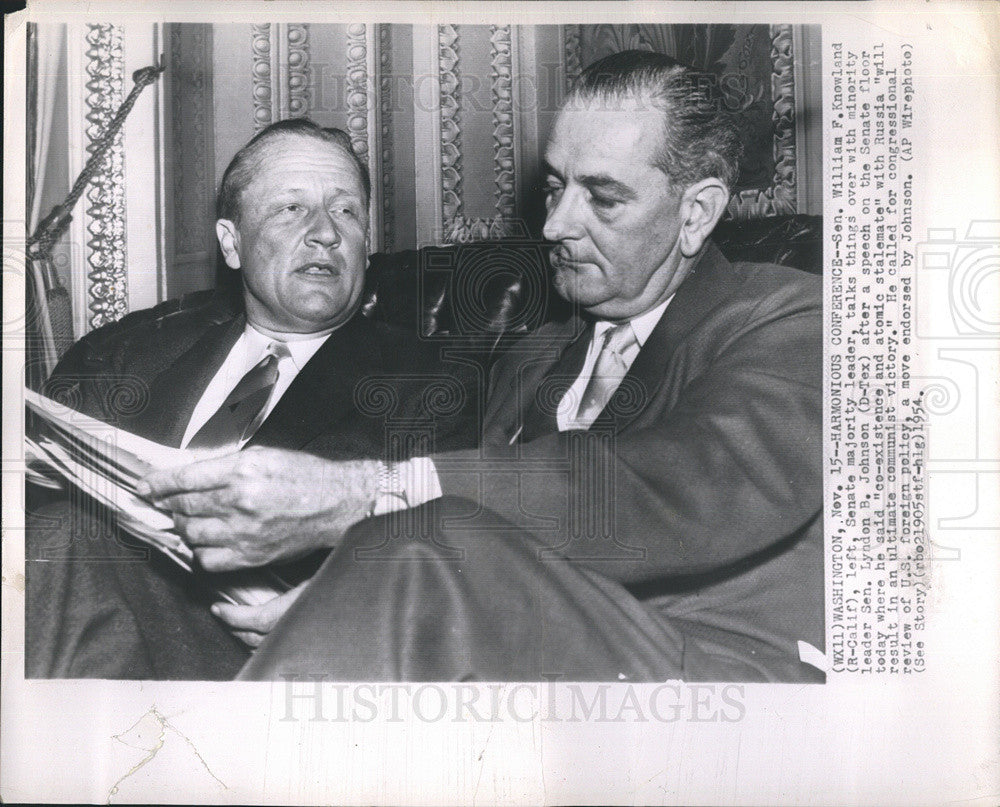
(143, 51, 824, 683)
(27, 119, 477, 678)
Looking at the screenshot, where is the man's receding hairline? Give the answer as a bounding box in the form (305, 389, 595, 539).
(564, 84, 668, 109)
(228, 131, 368, 219)
(551, 91, 681, 187)
(559, 81, 735, 192)
(243, 131, 364, 177)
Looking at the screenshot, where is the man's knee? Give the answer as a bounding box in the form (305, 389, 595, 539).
(337, 495, 490, 565)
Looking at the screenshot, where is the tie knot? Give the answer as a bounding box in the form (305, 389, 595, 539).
(253, 341, 290, 375)
(186, 341, 288, 450)
(601, 322, 637, 356)
(265, 341, 291, 361)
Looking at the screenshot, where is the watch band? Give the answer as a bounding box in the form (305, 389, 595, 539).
(367, 461, 410, 517)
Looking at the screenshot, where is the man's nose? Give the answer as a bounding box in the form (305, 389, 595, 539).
(542, 187, 584, 242)
(304, 208, 341, 248)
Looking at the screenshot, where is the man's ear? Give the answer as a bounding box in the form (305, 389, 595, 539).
(677, 178, 730, 258)
(216, 219, 242, 270)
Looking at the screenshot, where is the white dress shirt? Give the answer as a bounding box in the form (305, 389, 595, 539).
(555, 295, 672, 431)
(180, 323, 332, 449)
(396, 295, 674, 511)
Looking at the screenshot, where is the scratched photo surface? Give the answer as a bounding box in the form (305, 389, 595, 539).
(2, 4, 997, 806)
(20, 20, 827, 685)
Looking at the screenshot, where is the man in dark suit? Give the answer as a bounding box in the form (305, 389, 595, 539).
(142, 51, 824, 683)
(26, 119, 475, 679)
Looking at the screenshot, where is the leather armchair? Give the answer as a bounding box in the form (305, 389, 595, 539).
(73, 214, 821, 362)
(362, 213, 822, 337)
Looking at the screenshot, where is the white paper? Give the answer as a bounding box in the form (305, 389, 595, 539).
(2, 2, 998, 805)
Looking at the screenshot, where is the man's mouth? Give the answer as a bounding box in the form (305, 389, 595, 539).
(295, 261, 340, 277)
(549, 247, 586, 270)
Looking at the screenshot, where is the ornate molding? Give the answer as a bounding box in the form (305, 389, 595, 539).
(438, 24, 464, 240)
(439, 24, 517, 243)
(287, 23, 311, 117)
(728, 24, 797, 218)
(378, 23, 394, 252)
(345, 23, 369, 164)
(562, 24, 582, 96)
(490, 25, 516, 223)
(83, 23, 128, 329)
(344, 23, 392, 252)
(251, 24, 273, 131)
(251, 23, 311, 131)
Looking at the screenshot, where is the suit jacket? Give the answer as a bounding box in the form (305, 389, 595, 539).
(435, 243, 824, 676)
(43, 293, 478, 461)
(28, 294, 478, 678)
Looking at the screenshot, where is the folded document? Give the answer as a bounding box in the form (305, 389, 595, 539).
(24, 388, 292, 607)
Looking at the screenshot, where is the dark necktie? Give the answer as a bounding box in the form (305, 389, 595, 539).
(573, 321, 638, 427)
(186, 342, 290, 450)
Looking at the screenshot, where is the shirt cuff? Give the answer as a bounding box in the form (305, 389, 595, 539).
(370, 456, 443, 516)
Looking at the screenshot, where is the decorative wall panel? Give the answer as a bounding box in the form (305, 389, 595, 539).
(562, 23, 802, 219)
(345, 23, 370, 162)
(83, 23, 128, 329)
(166, 23, 216, 298)
(340, 23, 388, 251)
(46, 22, 817, 340)
(287, 24, 311, 117)
(250, 24, 273, 130)
(170, 23, 817, 260)
(437, 24, 519, 243)
(727, 25, 796, 218)
(490, 25, 516, 225)
(251, 23, 312, 131)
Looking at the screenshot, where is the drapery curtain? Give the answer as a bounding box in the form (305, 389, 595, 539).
(26, 23, 73, 388)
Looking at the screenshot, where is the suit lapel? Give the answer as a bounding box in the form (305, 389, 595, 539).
(486, 316, 586, 443)
(597, 242, 743, 432)
(517, 318, 592, 443)
(133, 316, 244, 447)
(248, 312, 383, 451)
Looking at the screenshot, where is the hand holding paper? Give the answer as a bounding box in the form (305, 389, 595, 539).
(138, 446, 381, 572)
(25, 388, 294, 607)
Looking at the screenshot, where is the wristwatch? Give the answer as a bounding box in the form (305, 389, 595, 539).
(367, 461, 410, 517)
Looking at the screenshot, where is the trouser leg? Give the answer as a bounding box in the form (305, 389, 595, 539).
(241, 496, 693, 682)
(26, 493, 250, 680)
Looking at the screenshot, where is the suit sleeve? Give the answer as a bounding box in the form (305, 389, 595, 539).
(434, 281, 823, 585)
(39, 326, 123, 422)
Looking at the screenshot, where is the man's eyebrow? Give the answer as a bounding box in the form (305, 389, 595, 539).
(541, 161, 637, 199)
(542, 160, 562, 181)
(577, 174, 637, 199)
(269, 188, 361, 200)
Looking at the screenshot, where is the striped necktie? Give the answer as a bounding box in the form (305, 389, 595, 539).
(187, 341, 290, 449)
(573, 322, 638, 427)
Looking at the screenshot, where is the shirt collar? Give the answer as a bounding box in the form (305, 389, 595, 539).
(243, 323, 333, 372)
(593, 294, 674, 348)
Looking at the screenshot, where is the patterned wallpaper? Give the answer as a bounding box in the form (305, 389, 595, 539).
(162, 23, 818, 289)
(32, 22, 817, 341)
(81, 23, 128, 329)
